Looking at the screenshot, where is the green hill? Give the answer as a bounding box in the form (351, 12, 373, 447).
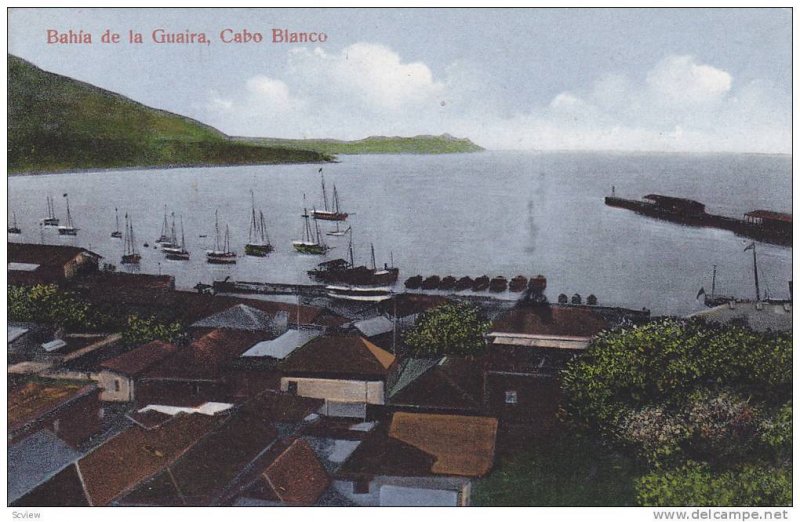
(7, 55, 330, 173)
(237, 134, 484, 155)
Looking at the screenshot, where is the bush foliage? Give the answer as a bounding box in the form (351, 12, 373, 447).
(404, 302, 490, 357)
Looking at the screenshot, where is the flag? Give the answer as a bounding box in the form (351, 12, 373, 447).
(744, 242, 755, 251)
(696, 287, 706, 300)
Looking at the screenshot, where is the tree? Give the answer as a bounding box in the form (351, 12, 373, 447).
(8, 284, 95, 330)
(121, 314, 184, 347)
(404, 302, 490, 357)
(560, 318, 792, 506)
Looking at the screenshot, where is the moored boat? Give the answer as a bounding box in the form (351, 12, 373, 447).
(41, 196, 59, 227)
(155, 205, 171, 245)
(421, 275, 441, 290)
(509, 275, 529, 292)
(57, 194, 79, 236)
(8, 212, 21, 235)
(293, 205, 328, 255)
(206, 210, 236, 264)
(472, 275, 490, 292)
(454, 276, 473, 291)
(111, 208, 122, 238)
(326, 285, 392, 302)
(163, 215, 190, 261)
(311, 169, 348, 221)
(121, 213, 141, 265)
(489, 276, 508, 292)
(439, 276, 457, 290)
(245, 190, 273, 257)
(405, 275, 423, 289)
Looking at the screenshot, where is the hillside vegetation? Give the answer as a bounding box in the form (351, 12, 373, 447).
(8, 55, 329, 173)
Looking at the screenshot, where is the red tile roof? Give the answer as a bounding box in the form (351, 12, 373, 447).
(8, 243, 101, 267)
(491, 305, 610, 338)
(279, 334, 396, 379)
(144, 329, 266, 381)
(100, 341, 179, 377)
(77, 413, 221, 506)
(255, 437, 330, 506)
(8, 381, 98, 433)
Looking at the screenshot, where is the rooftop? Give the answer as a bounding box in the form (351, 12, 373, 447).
(388, 356, 484, 412)
(144, 329, 267, 381)
(689, 300, 792, 333)
(100, 340, 179, 377)
(744, 210, 792, 223)
(240, 437, 331, 506)
(338, 412, 498, 478)
(191, 303, 286, 332)
(8, 429, 83, 503)
(490, 305, 610, 339)
(11, 464, 90, 507)
(8, 243, 101, 267)
(241, 327, 322, 359)
(238, 390, 324, 424)
(279, 334, 396, 379)
(8, 380, 98, 433)
(77, 413, 221, 506)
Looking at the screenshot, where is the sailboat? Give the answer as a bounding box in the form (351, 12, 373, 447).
(159, 213, 179, 250)
(293, 206, 328, 254)
(156, 205, 171, 245)
(111, 208, 122, 238)
(164, 215, 190, 260)
(699, 265, 735, 307)
(369, 243, 400, 285)
(57, 194, 79, 236)
(310, 169, 348, 221)
(326, 221, 349, 237)
(245, 191, 273, 257)
(308, 230, 399, 285)
(121, 214, 141, 264)
(206, 210, 237, 264)
(41, 196, 59, 227)
(8, 212, 21, 234)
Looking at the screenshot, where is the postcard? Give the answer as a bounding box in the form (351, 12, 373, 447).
(6, 7, 792, 514)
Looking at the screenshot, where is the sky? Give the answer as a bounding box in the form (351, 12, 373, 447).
(8, 8, 792, 153)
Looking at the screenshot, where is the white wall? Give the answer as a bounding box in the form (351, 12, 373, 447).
(280, 377, 385, 405)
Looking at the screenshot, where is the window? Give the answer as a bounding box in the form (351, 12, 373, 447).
(504, 391, 518, 404)
(114, 379, 121, 392)
(354, 480, 370, 494)
(287, 381, 298, 395)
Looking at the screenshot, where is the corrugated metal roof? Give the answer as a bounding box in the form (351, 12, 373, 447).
(353, 315, 395, 338)
(241, 328, 322, 359)
(8, 326, 29, 344)
(387, 357, 440, 398)
(191, 304, 284, 332)
(8, 430, 82, 503)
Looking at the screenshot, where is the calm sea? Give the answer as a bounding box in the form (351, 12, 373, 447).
(7, 151, 792, 316)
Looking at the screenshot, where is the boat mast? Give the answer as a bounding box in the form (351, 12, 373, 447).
(214, 210, 222, 252)
(745, 242, 760, 301)
(303, 208, 313, 243)
(332, 185, 340, 214)
(161, 205, 168, 238)
(115, 208, 120, 233)
(314, 211, 325, 248)
(180, 215, 186, 250)
(64, 194, 73, 227)
(348, 228, 355, 267)
(711, 265, 717, 299)
(129, 216, 138, 255)
(170, 212, 177, 245)
(260, 211, 270, 245)
(249, 190, 258, 243)
(370, 243, 377, 271)
(224, 225, 231, 253)
(320, 170, 329, 212)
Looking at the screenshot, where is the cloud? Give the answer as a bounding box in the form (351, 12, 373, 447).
(199, 46, 789, 153)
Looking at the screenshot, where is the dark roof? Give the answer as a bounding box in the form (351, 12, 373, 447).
(100, 340, 179, 377)
(8, 243, 101, 267)
(120, 410, 278, 506)
(172, 291, 325, 327)
(379, 293, 451, 318)
(389, 357, 484, 412)
(744, 210, 792, 223)
(491, 305, 610, 338)
(77, 413, 221, 506)
(125, 410, 175, 430)
(11, 464, 90, 507)
(336, 426, 437, 478)
(144, 329, 266, 381)
(8, 381, 99, 434)
(643, 194, 705, 208)
(238, 390, 324, 423)
(70, 272, 176, 307)
(279, 334, 396, 379)
(338, 412, 498, 479)
(242, 437, 330, 506)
